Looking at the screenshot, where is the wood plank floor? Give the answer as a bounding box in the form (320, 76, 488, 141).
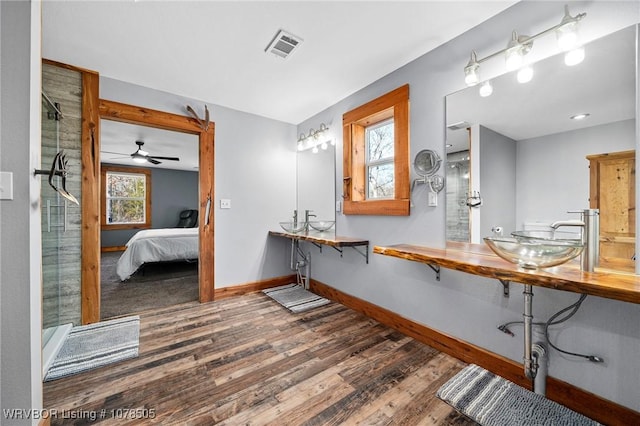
(44, 292, 477, 425)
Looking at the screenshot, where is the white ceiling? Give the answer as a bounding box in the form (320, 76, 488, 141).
(42, 1, 516, 125)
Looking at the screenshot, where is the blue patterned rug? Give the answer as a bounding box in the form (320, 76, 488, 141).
(437, 364, 601, 426)
(44, 316, 140, 381)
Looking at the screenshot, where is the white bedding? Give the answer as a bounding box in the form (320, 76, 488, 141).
(116, 228, 199, 281)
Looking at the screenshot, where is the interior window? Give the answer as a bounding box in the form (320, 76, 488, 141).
(101, 165, 152, 230)
(343, 84, 410, 215)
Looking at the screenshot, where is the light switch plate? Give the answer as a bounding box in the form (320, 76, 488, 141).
(220, 199, 231, 209)
(0, 171, 14, 200)
(428, 191, 438, 207)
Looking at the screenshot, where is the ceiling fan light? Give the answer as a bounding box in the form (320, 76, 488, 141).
(132, 157, 147, 163)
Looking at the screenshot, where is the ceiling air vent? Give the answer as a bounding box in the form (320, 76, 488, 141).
(265, 29, 303, 59)
(447, 121, 472, 131)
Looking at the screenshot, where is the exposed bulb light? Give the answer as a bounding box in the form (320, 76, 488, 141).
(570, 113, 590, 120)
(463, 6, 586, 87)
(297, 123, 331, 152)
(464, 51, 480, 86)
(564, 47, 585, 66)
(556, 5, 583, 51)
(479, 80, 493, 97)
(330, 139, 336, 146)
(517, 65, 533, 83)
(505, 31, 531, 72)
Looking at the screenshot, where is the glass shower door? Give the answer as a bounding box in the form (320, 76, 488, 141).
(40, 92, 74, 376)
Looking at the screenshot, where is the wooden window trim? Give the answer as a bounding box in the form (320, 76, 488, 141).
(343, 84, 410, 215)
(101, 164, 152, 230)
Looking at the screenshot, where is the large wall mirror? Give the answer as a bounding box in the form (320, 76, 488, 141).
(445, 24, 637, 273)
(297, 143, 336, 229)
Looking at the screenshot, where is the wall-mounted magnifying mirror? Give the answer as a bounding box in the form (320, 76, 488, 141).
(445, 24, 637, 273)
(415, 149, 441, 178)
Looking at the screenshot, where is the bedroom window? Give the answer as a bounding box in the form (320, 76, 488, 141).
(342, 84, 410, 215)
(101, 165, 152, 230)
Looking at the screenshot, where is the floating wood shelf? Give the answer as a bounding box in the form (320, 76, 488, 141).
(269, 230, 370, 263)
(373, 242, 640, 304)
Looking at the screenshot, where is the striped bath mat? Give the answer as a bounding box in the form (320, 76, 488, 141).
(263, 283, 331, 313)
(44, 315, 140, 381)
(437, 364, 600, 426)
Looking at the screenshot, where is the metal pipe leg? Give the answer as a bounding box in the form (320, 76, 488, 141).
(523, 284, 538, 382)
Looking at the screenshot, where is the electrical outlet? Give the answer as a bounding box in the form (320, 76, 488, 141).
(336, 200, 342, 212)
(428, 191, 438, 207)
(220, 199, 231, 209)
(0, 171, 14, 200)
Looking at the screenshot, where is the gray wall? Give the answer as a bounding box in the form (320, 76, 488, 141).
(297, 1, 640, 411)
(100, 77, 297, 287)
(479, 125, 517, 238)
(101, 166, 199, 247)
(1, 1, 43, 424)
(517, 118, 635, 227)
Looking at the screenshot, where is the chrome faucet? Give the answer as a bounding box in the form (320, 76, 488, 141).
(292, 209, 298, 227)
(551, 209, 599, 272)
(305, 209, 316, 230)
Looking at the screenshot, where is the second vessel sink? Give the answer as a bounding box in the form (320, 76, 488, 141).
(308, 221, 335, 232)
(484, 235, 584, 269)
(279, 221, 307, 233)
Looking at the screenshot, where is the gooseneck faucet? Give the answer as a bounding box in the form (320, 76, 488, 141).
(551, 209, 599, 272)
(305, 209, 316, 231)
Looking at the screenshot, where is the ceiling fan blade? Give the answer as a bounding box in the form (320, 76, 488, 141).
(149, 156, 180, 161)
(100, 150, 129, 155)
(147, 158, 162, 165)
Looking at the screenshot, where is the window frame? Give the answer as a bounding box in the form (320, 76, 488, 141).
(101, 164, 152, 230)
(342, 84, 410, 215)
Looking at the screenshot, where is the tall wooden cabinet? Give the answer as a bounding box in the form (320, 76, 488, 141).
(587, 150, 635, 268)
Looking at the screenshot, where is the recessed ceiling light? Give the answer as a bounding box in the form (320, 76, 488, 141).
(570, 113, 590, 120)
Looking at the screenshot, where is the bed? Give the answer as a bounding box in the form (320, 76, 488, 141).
(116, 228, 199, 281)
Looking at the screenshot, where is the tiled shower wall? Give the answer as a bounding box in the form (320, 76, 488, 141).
(41, 63, 82, 327)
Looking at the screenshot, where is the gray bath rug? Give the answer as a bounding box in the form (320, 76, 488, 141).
(263, 283, 331, 313)
(437, 364, 601, 426)
(44, 315, 140, 381)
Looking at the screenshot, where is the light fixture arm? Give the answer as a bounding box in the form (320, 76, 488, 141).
(470, 6, 586, 67)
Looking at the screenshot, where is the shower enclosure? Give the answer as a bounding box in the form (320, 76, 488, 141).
(41, 63, 83, 376)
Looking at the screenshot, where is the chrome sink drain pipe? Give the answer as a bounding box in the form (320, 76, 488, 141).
(523, 284, 548, 395)
(523, 284, 538, 382)
(290, 239, 311, 290)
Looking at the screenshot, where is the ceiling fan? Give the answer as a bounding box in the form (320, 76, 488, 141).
(103, 141, 180, 165)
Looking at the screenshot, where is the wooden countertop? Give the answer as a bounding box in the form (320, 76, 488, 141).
(373, 242, 640, 304)
(269, 230, 369, 248)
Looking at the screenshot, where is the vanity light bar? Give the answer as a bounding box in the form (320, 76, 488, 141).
(464, 5, 586, 94)
(297, 123, 333, 153)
